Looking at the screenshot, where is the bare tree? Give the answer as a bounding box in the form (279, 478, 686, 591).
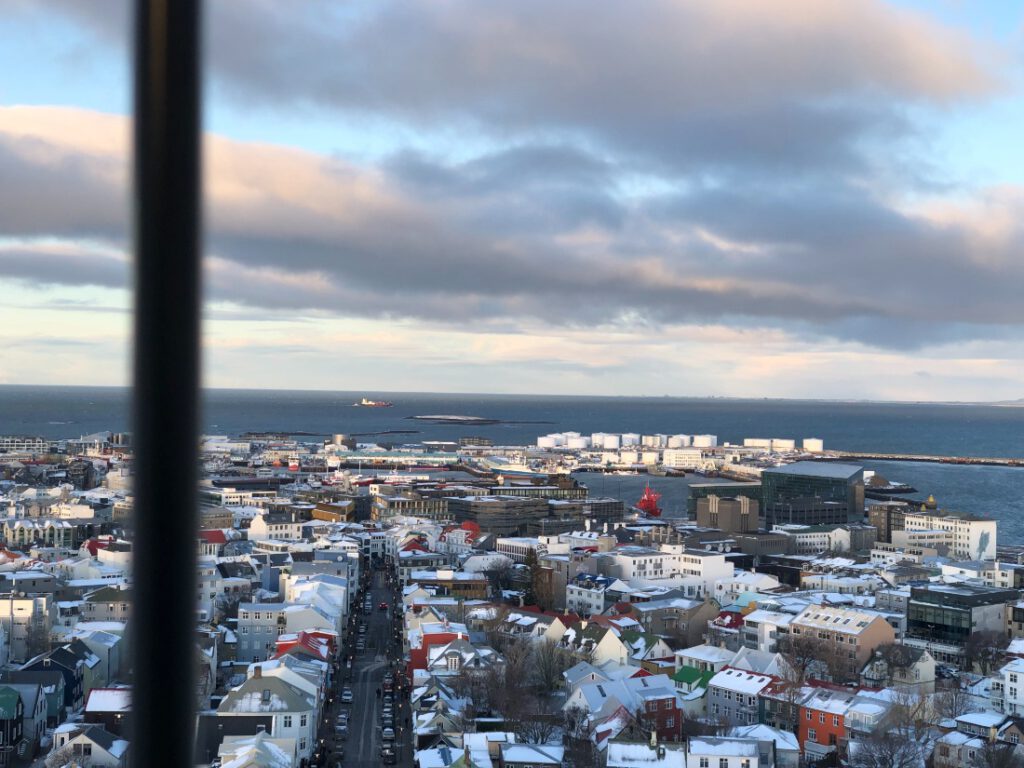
(964, 631, 1009, 676)
(563, 705, 589, 741)
(779, 631, 838, 683)
(483, 556, 516, 594)
(45, 745, 77, 768)
(848, 730, 926, 768)
(884, 687, 931, 742)
(970, 741, 1024, 768)
(533, 640, 576, 694)
(933, 683, 974, 720)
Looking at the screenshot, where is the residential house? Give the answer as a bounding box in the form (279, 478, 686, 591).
(0, 671, 65, 727)
(5, 683, 45, 758)
(217, 665, 317, 765)
(685, 737, 761, 768)
(860, 645, 935, 694)
(798, 688, 857, 761)
(84, 687, 130, 737)
(81, 586, 132, 622)
(706, 668, 776, 726)
(0, 686, 24, 767)
(499, 743, 565, 768)
(50, 723, 129, 768)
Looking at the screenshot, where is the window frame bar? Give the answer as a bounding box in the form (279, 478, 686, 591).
(130, 0, 203, 763)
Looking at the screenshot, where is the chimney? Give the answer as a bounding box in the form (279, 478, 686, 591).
(253, 665, 262, 679)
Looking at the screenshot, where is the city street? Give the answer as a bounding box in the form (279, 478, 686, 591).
(323, 562, 409, 768)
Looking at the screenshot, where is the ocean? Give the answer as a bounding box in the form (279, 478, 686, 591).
(2, 385, 1023, 541)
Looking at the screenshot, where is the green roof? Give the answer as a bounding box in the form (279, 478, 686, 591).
(672, 666, 714, 688)
(0, 687, 20, 719)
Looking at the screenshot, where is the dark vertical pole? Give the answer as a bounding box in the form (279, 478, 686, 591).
(131, 0, 202, 764)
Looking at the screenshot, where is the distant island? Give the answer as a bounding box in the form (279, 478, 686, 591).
(407, 414, 554, 425)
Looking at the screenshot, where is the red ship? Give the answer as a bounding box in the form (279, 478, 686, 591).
(636, 484, 662, 518)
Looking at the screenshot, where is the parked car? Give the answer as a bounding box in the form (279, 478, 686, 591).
(382, 726, 395, 740)
(341, 687, 353, 703)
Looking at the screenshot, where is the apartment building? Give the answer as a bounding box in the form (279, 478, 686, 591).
(904, 583, 1017, 666)
(902, 510, 996, 560)
(789, 604, 896, 683)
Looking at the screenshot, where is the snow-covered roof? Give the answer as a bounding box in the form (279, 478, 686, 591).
(708, 667, 773, 695)
(688, 738, 760, 757)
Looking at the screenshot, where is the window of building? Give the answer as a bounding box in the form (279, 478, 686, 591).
(833, 715, 839, 727)
(300, 714, 307, 727)
(700, 759, 709, 768)
(283, 715, 292, 728)
(719, 759, 728, 768)
(809, 729, 817, 741)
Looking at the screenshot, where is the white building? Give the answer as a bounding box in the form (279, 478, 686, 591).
(740, 609, 793, 654)
(662, 449, 704, 470)
(685, 738, 761, 768)
(902, 510, 996, 560)
(990, 657, 1024, 715)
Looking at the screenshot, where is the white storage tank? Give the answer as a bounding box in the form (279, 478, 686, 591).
(621, 433, 640, 447)
(771, 438, 796, 451)
(668, 434, 692, 448)
(640, 451, 660, 465)
(692, 434, 718, 448)
(563, 431, 581, 438)
(602, 434, 621, 450)
(803, 437, 824, 453)
(744, 438, 772, 449)
(536, 435, 558, 449)
(567, 436, 591, 449)
(591, 432, 607, 446)
(550, 433, 568, 447)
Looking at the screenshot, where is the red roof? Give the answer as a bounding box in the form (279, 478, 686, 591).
(83, 539, 110, 556)
(198, 529, 228, 545)
(712, 611, 745, 629)
(274, 631, 330, 661)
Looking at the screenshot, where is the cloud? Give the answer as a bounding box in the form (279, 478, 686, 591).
(37, 0, 998, 178)
(3, 104, 1024, 353)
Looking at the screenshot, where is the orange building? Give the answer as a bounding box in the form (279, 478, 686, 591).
(798, 688, 856, 762)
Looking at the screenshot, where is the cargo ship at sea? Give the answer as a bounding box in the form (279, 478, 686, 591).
(353, 397, 394, 407)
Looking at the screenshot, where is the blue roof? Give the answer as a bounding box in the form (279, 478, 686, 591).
(765, 461, 862, 479)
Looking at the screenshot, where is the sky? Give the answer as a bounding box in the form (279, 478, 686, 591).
(1, 1, 1024, 401)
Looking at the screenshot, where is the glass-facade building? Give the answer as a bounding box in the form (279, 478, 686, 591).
(761, 461, 864, 527)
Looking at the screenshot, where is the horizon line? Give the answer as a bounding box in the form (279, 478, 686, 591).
(0, 382, 1019, 408)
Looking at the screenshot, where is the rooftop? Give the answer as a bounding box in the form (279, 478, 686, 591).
(765, 461, 862, 480)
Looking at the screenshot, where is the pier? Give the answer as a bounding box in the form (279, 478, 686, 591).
(824, 450, 1024, 468)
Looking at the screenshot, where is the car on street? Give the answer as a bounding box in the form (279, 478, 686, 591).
(382, 747, 397, 765)
(382, 726, 396, 740)
(334, 723, 348, 739)
(379, 601, 388, 611)
(341, 687, 353, 703)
